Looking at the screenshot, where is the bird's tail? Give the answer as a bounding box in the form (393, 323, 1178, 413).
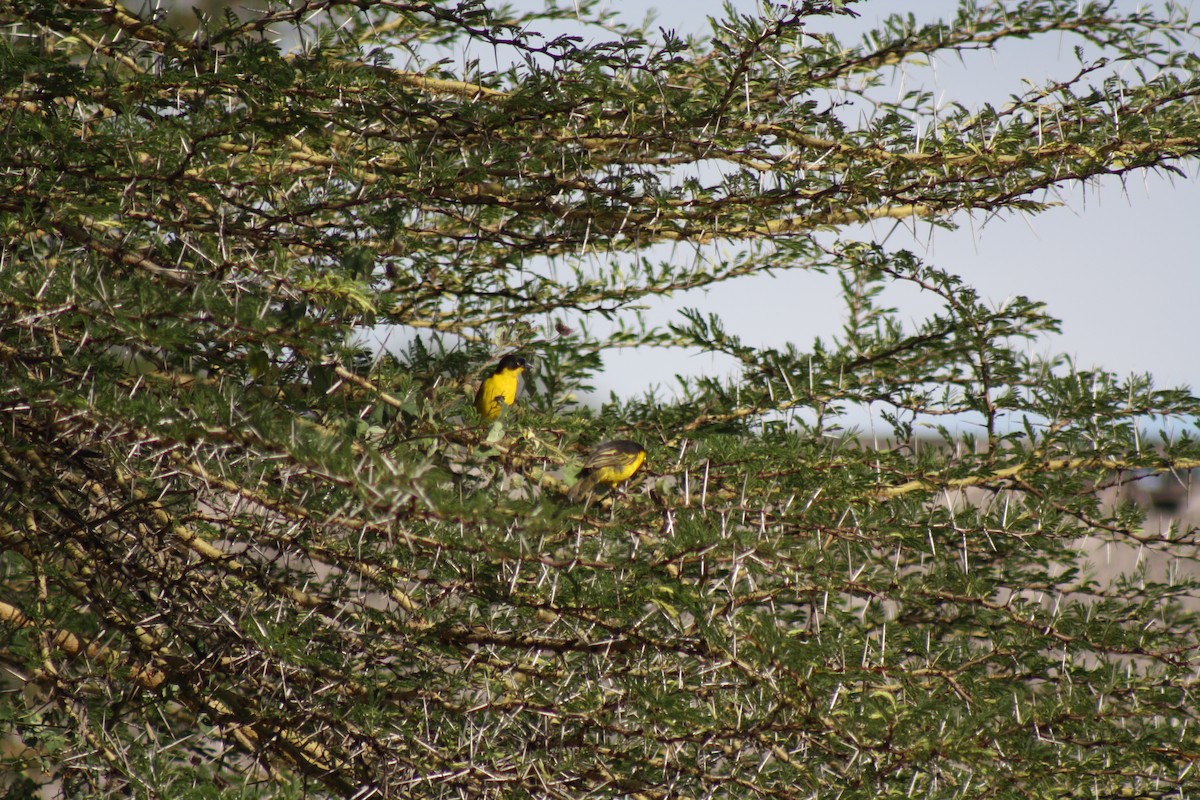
(567, 473, 598, 502)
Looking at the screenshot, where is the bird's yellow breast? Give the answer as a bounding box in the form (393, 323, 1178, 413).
(475, 367, 522, 420)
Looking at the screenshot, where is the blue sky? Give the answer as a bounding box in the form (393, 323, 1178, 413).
(449, 1, 1200, 417)
(602, 2, 1196, 397)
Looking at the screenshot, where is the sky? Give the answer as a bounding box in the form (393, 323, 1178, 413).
(482, 0, 1200, 416)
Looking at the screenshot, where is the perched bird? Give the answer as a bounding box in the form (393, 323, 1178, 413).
(475, 354, 529, 420)
(568, 440, 646, 501)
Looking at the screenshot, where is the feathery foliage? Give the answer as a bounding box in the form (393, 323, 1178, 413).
(3, 0, 1200, 797)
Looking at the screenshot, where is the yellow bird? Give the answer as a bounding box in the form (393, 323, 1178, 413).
(568, 440, 647, 501)
(474, 354, 529, 420)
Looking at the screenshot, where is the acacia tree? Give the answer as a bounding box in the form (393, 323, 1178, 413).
(3, 0, 1200, 797)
